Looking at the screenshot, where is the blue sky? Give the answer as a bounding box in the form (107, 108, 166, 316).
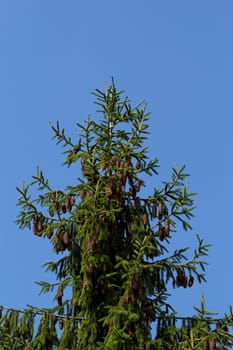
(1, 0, 232, 321)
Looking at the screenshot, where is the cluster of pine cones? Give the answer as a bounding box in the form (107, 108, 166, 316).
(176, 269, 194, 288)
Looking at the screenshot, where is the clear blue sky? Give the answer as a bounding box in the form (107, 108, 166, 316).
(1, 1, 232, 321)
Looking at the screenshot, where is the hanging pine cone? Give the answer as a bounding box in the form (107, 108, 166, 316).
(87, 238, 99, 253)
(151, 202, 157, 219)
(176, 269, 188, 288)
(32, 222, 38, 235)
(47, 227, 54, 239)
(176, 271, 182, 287)
(201, 342, 208, 350)
(111, 156, 118, 166)
(134, 197, 141, 207)
(158, 225, 166, 241)
(164, 218, 170, 236)
(32, 214, 44, 236)
(33, 213, 38, 225)
(143, 212, 148, 226)
(80, 189, 88, 200)
(57, 286, 63, 306)
(209, 338, 216, 350)
(135, 159, 141, 170)
(117, 172, 124, 185)
(87, 239, 95, 253)
(129, 185, 136, 197)
(54, 231, 66, 252)
(135, 180, 140, 192)
(70, 195, 75, 206)
(63, 231, 69, 245)
(81, 158, 86, 177)
(188, 276, 194, 288)
(128, 277, 143, 305)
(49, 206, 55, 217)
(158, 201, 164, 220)
(63, 196, 72, 212)
(116, 182, 121, 194)
(123, 157, 132, 169)
(183, 275, 188, 288)
(62, 204, 67, 213)
(87, 264, 94, 275)
(129, 277, 140, 292)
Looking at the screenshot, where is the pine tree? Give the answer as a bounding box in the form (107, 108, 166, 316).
(2, 79, 233, 349)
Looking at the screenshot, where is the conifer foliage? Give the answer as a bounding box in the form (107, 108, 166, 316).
(2, 80, 233, 349)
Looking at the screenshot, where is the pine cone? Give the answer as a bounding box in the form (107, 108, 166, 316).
(87, 264, 94, 275)
(135, 160, 141, 170)
(202, 340, 208, 350)
(34, 219, 43, 236)
(129, 278, 139, 292)
(70, 195, 75, 206)
(63, 231, 69, 245)
(129, 185, 136, 197)
(57, 296, 62, 306)
(209, 338, 216, 350)
(80, 190, 88, 200)
(151, 202, 157, 219)
(188, 276, 194, 287)
(57, 286, 63, 306)
(134, 197, 141, 207)
(57, 286, 63, 297)
(111, 156, 118, 165)
(158, 201, 164, 220)
(47, 228, 54, 239)
(158, 225, 166, 241)
(135, 180, 140, 192)
(49, 206, 55, 217)
(164, 219, 170, 236)
(176, 269, 188, 288)
(63, 196, 72, 211)
(62, 204, 67, 213)
(124, 157, 132, 169)
(143, 213, 148, 226)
